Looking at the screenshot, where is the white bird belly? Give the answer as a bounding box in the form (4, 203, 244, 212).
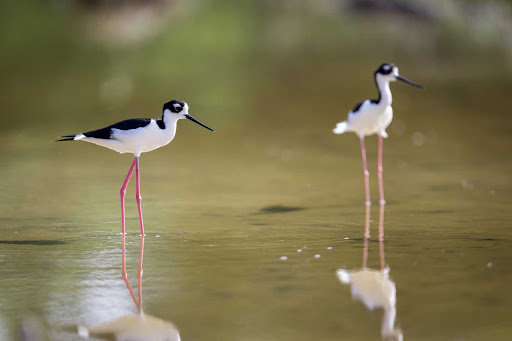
(346, 103, 393, 138)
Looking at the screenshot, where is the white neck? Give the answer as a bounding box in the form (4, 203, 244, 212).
(375, 75, 392, 107)
(163, 109, 180, 133)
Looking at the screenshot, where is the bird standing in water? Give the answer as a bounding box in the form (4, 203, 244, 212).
(333, 63, 423, 205)
(57, 100, 215, 235)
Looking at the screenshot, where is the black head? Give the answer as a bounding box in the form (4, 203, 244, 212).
(163, 100, 186, 113)
(376, 63, 396, 76)
(374, 63, 423, 88)
(162, 99, 215, 132)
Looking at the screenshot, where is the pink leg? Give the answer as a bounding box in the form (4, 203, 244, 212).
(121, 158, 137, 235)
(122, 233, 138, 309)
(378, 135, 386, 205)
(378, 203, 385, 270)
(362, 204, 371, 269)
(137, 234, 145, 314)
(360, 137, 371, 206)
(135, 157, 145, 236)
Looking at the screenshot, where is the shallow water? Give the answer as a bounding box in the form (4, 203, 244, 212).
(1, 73, 512, 340)
(1, 3, 512, 338)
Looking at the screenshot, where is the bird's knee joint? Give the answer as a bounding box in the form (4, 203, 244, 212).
(364, 170, 370, 177)
(378, 166, 383, 173)
(120, 189, 127, 197)
(136, 195, 142, 201)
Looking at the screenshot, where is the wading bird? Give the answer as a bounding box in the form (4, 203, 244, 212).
(333, 63, 423, 205)
(57, 100, 214, 235)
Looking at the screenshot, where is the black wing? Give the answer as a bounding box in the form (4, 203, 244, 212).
(350, 100, 366, 113)
(83, 118, 153, 139)
(350, 99, 380, 114)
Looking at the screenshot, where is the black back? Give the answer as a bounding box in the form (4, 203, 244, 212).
(83, 118, 158, 139)
(350, 100, 365, 113)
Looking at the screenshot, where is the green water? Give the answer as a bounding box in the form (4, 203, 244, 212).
(2, 74, 512, 339)
(1, 2, 512, 340)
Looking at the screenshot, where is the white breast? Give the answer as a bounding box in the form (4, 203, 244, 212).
(346, 102, 393, 138)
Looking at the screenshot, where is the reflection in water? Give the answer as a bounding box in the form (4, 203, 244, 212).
(337, 205, 403, 341)
(78, 314, 180, 341)
(122, 233, 144, 314)
(78, 235, 181, 341)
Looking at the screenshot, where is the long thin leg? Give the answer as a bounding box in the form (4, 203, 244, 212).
(135, 157, 145, 236)
(362, 204, 371, 269)
(121, 158, 137, 235)
(122, 233, 138, 308)
(378, 135, 386, 205)
(379, 203, 385, 270)
(360, 137, 371, 206)
(137, 234, 145, 314)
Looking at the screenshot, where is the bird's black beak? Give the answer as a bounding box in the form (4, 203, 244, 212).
(396, 75, 423, 89)
(185, 114, 215, 132)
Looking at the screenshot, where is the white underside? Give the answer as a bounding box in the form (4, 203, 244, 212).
(334, 75, 394, 139)
(75, 119, 177, 157)
(333, 101, 393, 139)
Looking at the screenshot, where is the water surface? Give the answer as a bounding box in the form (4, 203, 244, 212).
(1, 3, 512, 340)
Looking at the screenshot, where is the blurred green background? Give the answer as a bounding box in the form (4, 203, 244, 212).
(1, 1, 512, 340)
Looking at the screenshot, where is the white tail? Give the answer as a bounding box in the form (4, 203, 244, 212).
(333, 121, 348, 134)
(336, 269, 351, 284)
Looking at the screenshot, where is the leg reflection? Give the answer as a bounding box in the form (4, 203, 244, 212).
(379, 203, 385, 271)
(336, 203, 403, 341)
(137, 234, 144, 314)
(121, 233, 145, 314)
(362, 204, 371, 269)
(78, 236, 179, 339)
(122, 233, 138, 310)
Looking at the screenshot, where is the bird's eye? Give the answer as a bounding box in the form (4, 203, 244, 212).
(174, 106, 182, 112)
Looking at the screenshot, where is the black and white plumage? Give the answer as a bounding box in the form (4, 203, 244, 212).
(57, 99, 214, 239)
(333, 63, 423, 138)
(332, 63, 423, 205)
(57, 100, 214, 157)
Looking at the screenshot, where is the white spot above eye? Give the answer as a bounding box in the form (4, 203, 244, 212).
(383, 65, 391, 71)
(173, 104, 182, 110)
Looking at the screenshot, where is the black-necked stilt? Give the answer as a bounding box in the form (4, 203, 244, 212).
(57, 100, 214, 236)
(333, 63, 423, 205)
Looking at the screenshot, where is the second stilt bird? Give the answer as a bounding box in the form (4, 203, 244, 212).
(57, 100, 214, 235)
(333, 63, 423, 206)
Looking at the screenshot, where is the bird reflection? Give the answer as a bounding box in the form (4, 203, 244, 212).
(78, 235, 181, 341)
(337, 205, 403, 341)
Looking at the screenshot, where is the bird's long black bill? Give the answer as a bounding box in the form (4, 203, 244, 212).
(396, 75, 423, 88)
(185, 114, 215, 132)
